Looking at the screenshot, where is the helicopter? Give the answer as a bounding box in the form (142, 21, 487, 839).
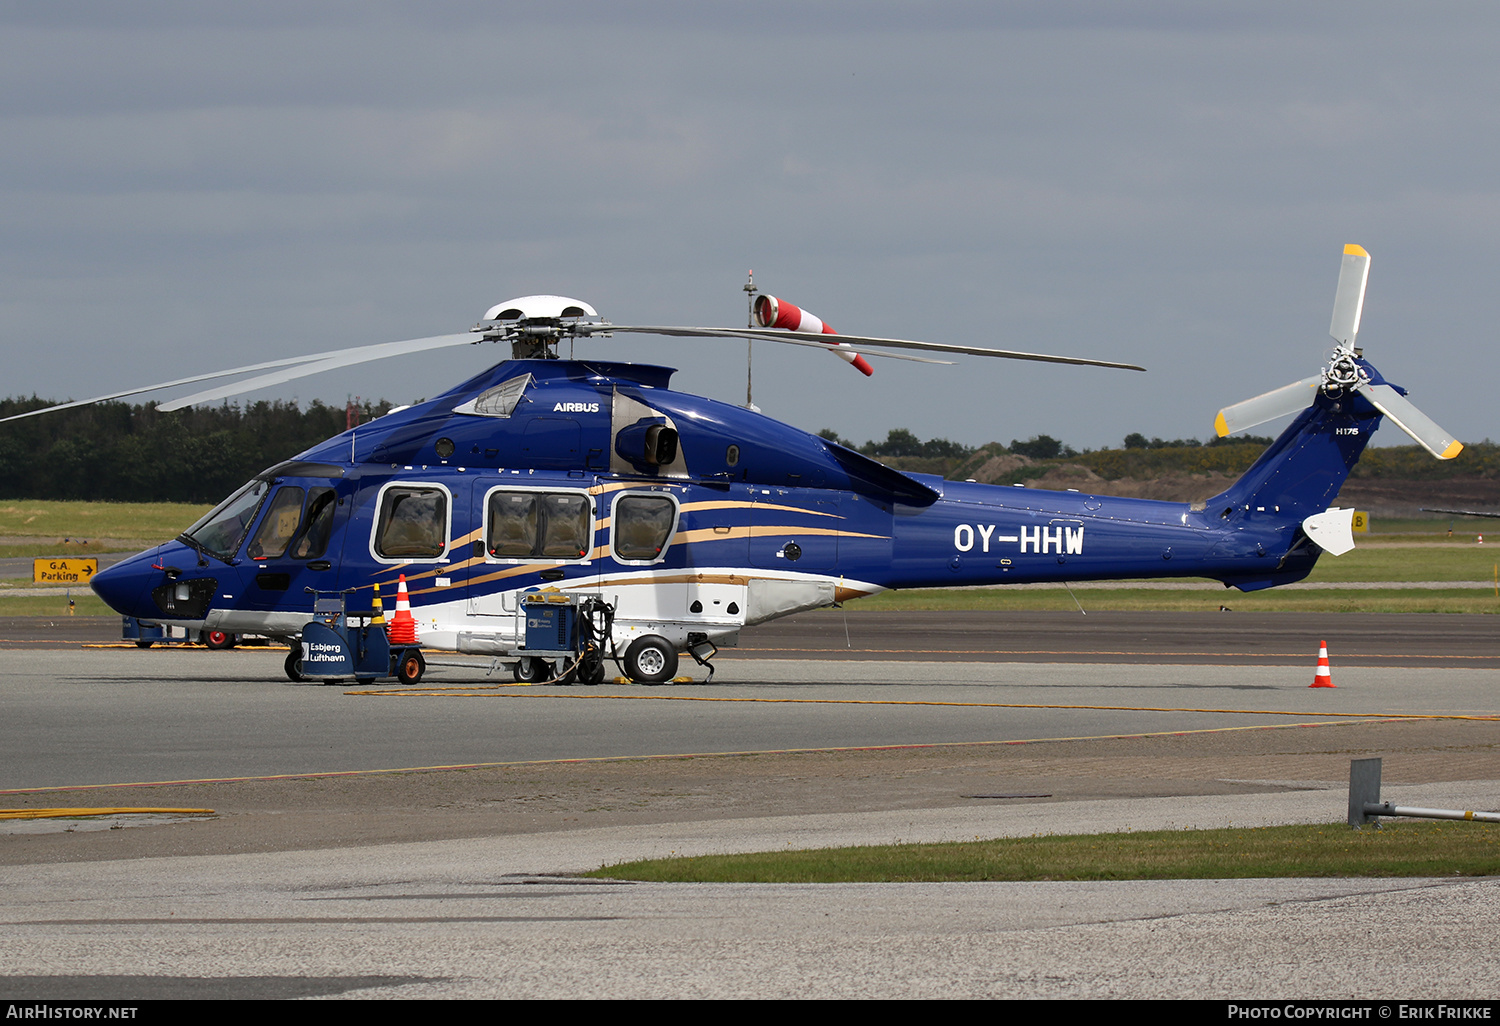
(10, 244, 1461, 685)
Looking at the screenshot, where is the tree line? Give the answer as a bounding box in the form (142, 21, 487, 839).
(0, 396, 1489, 503)
(819, 427, 1275, 461)
(0, 397, 390, 503)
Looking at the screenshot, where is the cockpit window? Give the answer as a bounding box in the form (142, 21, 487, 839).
(183, 479, 270, 559)
(290, 487, 337, 560)
(374, 486, 449, 559)
(246, 487, 306, 560)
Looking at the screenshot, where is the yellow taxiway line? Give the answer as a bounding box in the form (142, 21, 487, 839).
(0, 807, 213, 819)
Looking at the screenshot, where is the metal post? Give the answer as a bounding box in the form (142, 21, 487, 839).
(1348, 757, 1383, 828)
(743, 270, 757, 409)
(1349, 757, 1500, 828)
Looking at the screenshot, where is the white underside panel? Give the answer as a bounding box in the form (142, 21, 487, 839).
(212, 568, 879, 655)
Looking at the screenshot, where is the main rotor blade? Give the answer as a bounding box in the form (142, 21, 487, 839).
(154, 334, 477, 412)
(1213, 375, 1321, 436)
(1421, 507, 1500, 519)
(1329, 243, 1371, 347)
(829, 347, 951, 365)
(0, 353, 328, 424)
(1357, 381, 1463, 460)
(0, 333, 479, 423)
(599, 325, 1145, 371)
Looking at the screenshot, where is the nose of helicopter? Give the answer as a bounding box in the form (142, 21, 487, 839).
(90, 546, 163, 618)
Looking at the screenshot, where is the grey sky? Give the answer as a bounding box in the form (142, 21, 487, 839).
(2, 2, 1496, 452)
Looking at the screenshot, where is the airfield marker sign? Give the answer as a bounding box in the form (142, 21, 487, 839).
(33, 558, 98, 585)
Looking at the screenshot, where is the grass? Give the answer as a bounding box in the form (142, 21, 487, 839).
(0, 501, 209, 552)
(1372, 518, 1499, 537)
(0, 540, 127, 559)
(0, 594, 114, 616)
(587, 821, 1500, 883)
(1291, 544, 1498, 583)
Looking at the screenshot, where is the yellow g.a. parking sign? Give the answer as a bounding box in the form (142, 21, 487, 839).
(33, 558, 98, 584)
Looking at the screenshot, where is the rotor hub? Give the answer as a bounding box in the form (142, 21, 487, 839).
(1321, 347, 1364, 393)
(471, 295, 606, 360)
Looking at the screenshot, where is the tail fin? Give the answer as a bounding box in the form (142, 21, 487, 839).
(1204, 390, 1379, 523)
(1201, 391, 1380, 591)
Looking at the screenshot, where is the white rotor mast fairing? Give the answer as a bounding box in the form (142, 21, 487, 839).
(1, 291, 1143, 424)
(1213, 245, 1462, 461)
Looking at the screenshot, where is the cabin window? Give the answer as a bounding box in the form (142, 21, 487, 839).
(485, 490, 592, 560)
(374, 486, 449, 559)
(611, 493, 678, 562)
(247, 486, 306, 560)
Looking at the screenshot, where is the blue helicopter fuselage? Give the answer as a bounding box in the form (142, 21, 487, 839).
(91, 357, 1383, 659)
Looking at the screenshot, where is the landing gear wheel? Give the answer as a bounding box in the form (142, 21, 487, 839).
(624, 635, 678, 685)
(580, 649, 606, 686)
(284, 644, 306, 682)
(513, 657, 552, 684)
(204, 630, 236, 650)
(396, 650, 426, 685)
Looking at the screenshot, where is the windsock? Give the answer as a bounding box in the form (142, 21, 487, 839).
(754, 294, 874, 376)
(387, 575, 419, 645)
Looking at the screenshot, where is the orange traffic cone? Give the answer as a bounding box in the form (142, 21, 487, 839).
(1310, 640, 1334, 688)
(386, 575, 419, 645)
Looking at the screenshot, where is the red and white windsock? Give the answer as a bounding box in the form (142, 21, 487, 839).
(753, 294, 874, 377)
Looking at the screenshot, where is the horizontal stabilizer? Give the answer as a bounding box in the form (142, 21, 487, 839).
(1357, 382, 1463, 460)
(1302, 507, 1356, 556)
(1214, 376, 1321, 437)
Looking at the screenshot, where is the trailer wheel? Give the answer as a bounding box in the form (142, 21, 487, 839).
(580, 649, 606, 686)
(284, 645, 306, 682)
(513, 657, 552, 684)
(135, 640, 154, 649)
(396, 650, 426, 685)
(624, 635, 678, 685)
(204, 630, 236, 650)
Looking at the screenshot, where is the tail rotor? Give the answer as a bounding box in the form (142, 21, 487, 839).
(1214, 244, 1462, 461)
